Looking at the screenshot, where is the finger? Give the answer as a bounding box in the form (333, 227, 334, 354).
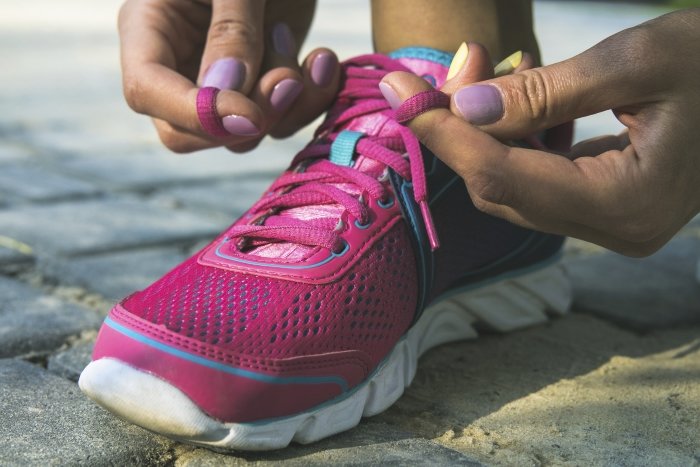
(270, 48, 341, 138)
(119, 4, 265, 141)
(256, 22, 305, 118)
(229, 65, 306, 151)
(450, 26, 661, 140)
(198, 0, 266, 94)
(493, 50, 524, 77)
(515, 52, 536, 72)
(441, 42, 494, 94)
(152, 119, 220, 154)
(129, 64, 265, 139)
(381, 71, 645, 240)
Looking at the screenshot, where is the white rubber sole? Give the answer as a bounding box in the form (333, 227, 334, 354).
(79, 262, 571, 451)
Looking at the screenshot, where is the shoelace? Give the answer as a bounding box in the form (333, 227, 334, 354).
(228, 54, 440, 253)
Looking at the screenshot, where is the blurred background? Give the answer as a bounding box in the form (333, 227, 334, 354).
(0, 0, 685, 183)
(2, 4, 699, 465)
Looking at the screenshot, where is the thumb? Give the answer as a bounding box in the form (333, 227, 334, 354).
(198, 0, 266, 94)
(453, 32, 647, 140)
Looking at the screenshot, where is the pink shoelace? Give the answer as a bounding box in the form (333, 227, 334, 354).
(228, 55, 440, 254)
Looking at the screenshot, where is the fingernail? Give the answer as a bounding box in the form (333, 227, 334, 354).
(272, 22, 296, 57)
(378, 82, 402, 109)
(222, 115, 260, 136)
(270, 79, 303, 112)
(453, 85, 504, 125)
(311, 52, 337, 87)
(446, 42, 469, 81)
(202, 58, 245, 90)
(494, 50, 523, 77)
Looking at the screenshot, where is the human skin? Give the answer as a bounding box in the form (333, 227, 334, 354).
(118, 0, 536, 154)
(381, 8, 700, 257)
(371, 0, 540, 65)
(117, 0, 341, 153)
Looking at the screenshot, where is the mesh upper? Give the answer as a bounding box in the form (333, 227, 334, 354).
(122, 223, 418, 363)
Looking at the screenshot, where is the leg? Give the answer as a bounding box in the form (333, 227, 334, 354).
(371, 0, 540, 63)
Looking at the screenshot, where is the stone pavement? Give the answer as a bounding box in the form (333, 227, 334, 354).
(2, 1, 699, 465)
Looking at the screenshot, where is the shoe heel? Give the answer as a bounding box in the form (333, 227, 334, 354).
(415, 263, 571, 356)
(448, 263, 571, 331)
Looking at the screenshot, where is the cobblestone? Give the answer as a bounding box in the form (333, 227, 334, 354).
(0, 141, 36, 164)
(48, 340, 94, 382)
(177, 422, 483, 466)
(0, 277, 101, 358)
(565, 236, 700, 332)
(0, 359, 173, 466)
(0, 245, 34, 274)
(0, 163, 100, 202)
(0, 198, 222, 257)
(49, 137, 302, 191)
(153, 175, 273, 219)
(42, 247, 188, 301)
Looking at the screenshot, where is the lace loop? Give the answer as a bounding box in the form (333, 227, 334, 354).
(229, 54, 440, 252)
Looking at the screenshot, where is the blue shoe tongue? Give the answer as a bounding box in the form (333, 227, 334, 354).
(388, 47, 454, 67)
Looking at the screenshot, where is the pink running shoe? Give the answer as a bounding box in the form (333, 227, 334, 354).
(79, 48, 571, 451)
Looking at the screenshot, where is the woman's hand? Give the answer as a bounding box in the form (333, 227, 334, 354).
(118, 0, 340, 153)
(382, 8, 700, 256)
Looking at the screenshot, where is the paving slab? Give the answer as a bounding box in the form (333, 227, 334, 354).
(0, 277, 101, 357)
(0, 198, 222, 257)
(0, 244, 34, 273)
(0, 141, 36, 164)
(375, 314, 700, 466)
(0, 359, 173, 466)
(0, 163, 100, 202)
(51, 135, 306, 190)
(43, 247, 188, 301)
(47, 340, 94, 382)
(564, 236, 700, 332)
(177, 421, 482, 466)
(153, 175, 273, 220)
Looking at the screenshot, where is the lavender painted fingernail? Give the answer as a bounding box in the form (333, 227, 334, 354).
(379, 82, 402, 109)
(272, 22, 296, 57)
(270, 79, 303, 112)
(453, 85, 504, 125)
(222, 115, 260, 136)
(311, 52, 337, 87)
(202, 58, 245, 90)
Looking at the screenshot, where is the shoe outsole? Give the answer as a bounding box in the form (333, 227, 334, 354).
(79, 262, 571, 451)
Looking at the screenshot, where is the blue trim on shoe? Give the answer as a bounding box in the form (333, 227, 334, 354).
(214, 239, 349, 270)
(103, 317, 349, 392)
(230, 252, 561, 428)
(388, 47, 454, 67)
(388, 170, 434, 320)
(330, 130, 364, 166)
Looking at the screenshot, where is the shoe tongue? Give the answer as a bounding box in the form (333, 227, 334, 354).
(390, 47, 454, 88)
(247, 48, 452, 260)
(341, 47, 452, 180)
(343, 47, 453, 138)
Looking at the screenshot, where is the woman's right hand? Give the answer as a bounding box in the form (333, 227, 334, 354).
(118, 0, 341, 153)
(382, 8, 700, 256)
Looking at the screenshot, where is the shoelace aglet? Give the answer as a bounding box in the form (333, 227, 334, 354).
(419, 200, 440, 250)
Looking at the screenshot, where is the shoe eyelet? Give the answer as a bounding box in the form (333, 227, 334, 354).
(378, 195, 395, 209)
(332, 240, 350, 256)
(354, 218, 372, 230)
(421, 74, 437, 87)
